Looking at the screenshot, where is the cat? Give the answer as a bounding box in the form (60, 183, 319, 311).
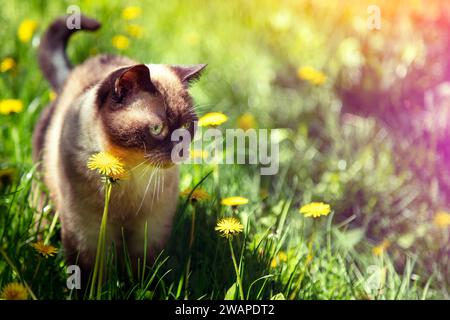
(32, 15, 206, 285)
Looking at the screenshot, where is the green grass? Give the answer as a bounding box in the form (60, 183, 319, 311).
(0, 163, 438, 300)
(1, 0, 449, 300)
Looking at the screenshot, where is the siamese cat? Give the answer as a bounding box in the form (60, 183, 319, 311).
(33, 15, 205, 281)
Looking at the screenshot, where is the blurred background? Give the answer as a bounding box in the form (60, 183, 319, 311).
(1, 0, 450, 298)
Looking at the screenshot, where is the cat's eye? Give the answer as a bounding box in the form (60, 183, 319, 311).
(149, 123, 164, 136)
(181, 123, 190, 130)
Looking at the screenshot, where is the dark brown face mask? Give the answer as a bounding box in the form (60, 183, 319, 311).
(95, 64, 206, 166)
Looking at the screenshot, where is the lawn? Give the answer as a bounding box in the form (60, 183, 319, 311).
(0, 0, 449, 300)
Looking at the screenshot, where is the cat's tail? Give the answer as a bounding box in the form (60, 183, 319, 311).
(38, 15, 100, 91)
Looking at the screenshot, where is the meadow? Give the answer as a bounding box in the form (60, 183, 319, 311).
(0, 0, 449, 300)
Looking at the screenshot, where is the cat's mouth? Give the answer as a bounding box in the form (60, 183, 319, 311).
(145, 153, 175, 169)
(151, 160, 174, 169)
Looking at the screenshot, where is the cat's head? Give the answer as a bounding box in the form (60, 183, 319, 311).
(96, 63, 206, 168)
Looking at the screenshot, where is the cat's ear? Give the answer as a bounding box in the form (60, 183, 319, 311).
(114, 64, 157, 100)
(97, 64, 156, 106)
(172, 64, 207, 85)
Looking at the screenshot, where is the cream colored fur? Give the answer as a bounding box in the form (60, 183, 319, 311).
(42, 58, 183, 267)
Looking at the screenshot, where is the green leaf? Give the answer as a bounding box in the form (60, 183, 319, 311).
(271, 293, 286, 300)
(225, 283, 237, 300)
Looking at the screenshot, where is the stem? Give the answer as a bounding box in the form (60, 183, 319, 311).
(185, 205, 196, 299)
(89, 178, 112, 300)
(229, 238, 245, 300)
(97, 181, 111, 299)
(141, 222, 148, 287)
(289, 226, 315, 300)
(44, 210, 60, 245)
(31, 258, 41, 284)
(189, 205, 196, 249)
(326, 212, 333, 260)
(0, 247, 37, 300)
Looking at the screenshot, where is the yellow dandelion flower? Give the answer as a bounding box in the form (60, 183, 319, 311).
(306, 252, 314, 264)
(270, 258, 277, 268)
(126, 24, 144, 39)
(433, 211, 450, 228)
(31, 241, 58, 258)
(1, 282, 28, 300)
(180, 187, 210, 202)
(299, 202, 331, 218)
(122, 6, 142, 20)
(49, 91, 57, 101)
(112, 35, 130, 50)
(297, 66, 327, 85)
(221, 196, 249, 207)
(198, 112, 228, 127)
(215, 217, 244, 238)
(0, 99, 23, 115)
(1, 57, 16, 73)
(270, 251, 288, 268)
(277, 251, 288, 261)
(18, 19, 38, 43)
(87, 152, 126, 179)
(237, 112, 256, 131)
(372, 239, 390, 257)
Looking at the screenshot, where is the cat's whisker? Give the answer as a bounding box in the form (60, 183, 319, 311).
(157, 162, 164, 200)
(135, 166, 157, 216)
(140, 164, 151, 180)
(159, 165, 164, 199)
(96, 183, 103, 196)
(157, 164, 163, 200)
(192, 106, 210, 114)
(152, 162, 159, 204)
(188, 110, 204, 119)
(151, 166, 160, 205)
(129, 159, 148, 173)
(153, 168, 159, 202)
(157, 169, 161, 201)
(161, 172, 165, 198)
(188, 108, 201, 115)
(193, 103, 210, 110)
